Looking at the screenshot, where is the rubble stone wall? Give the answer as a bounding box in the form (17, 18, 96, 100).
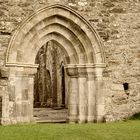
(0, 0, 140, 122)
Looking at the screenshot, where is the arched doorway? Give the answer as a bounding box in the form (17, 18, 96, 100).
(3, 4, 106, 125)
(33, 41, 68, 122)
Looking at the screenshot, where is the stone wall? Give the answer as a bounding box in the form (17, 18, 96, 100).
(0, 0, 140, 121)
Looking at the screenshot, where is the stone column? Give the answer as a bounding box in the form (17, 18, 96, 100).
(1, 86, 9, 125)
(0, 67, 11, 125)
(66, 65, 79, 123)
(95, 64, 106, 122)
(78, 66, 88, 123)
(87, 67, 96, 123)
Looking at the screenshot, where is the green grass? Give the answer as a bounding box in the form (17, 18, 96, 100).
(0, 121, 140, 140)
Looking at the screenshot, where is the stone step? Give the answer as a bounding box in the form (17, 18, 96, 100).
(34, 108, 68, 123)
(36, 120, 67, 123)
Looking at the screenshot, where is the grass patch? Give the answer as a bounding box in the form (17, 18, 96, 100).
(0, 121, 140, 140)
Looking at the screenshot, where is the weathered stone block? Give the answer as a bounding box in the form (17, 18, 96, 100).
(21, 102, 29, 117)
(0, 79, 8, 86)
(103, 1, 115, 8)
(9, 86, 15, 101)
(22, 89, 28, 100)
(111, 84, 124, 91)
(109, 7, 126, 13)
(0, 67, 10, 78)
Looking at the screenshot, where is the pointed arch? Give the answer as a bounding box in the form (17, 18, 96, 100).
(6, 4, 105, 67)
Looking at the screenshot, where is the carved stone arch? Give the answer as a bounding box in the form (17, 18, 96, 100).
(6, 4, 105, 66)
(2, 4, 106, 125)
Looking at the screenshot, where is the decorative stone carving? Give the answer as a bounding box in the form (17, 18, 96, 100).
(2, 4, 105, 125)
(66, 66, 78, 78)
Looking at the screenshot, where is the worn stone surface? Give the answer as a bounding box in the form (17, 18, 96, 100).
(34, 108, 68, 122)
(0, 0, 139, 124)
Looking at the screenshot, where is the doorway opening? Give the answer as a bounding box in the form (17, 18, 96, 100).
(33, 41, 68, 123)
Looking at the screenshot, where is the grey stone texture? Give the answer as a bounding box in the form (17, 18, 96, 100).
(0, 0, 140, 124)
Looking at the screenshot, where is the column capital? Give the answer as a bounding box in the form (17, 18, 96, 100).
(0, 67, 10, 78)
(94, 66, 106, 80)
(65, 65, 78, 77)
(65, 63, 106, 78)
(4, 66, 37, 77)
(65, 64, 87, 78)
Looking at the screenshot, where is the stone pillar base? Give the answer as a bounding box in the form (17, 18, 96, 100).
(96, 116, 105, 123)
(87, 116, 95, 123)
(68, 116, 78, 123)
(1, 116, 35, 125)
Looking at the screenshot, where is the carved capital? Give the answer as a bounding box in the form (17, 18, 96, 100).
(5, 67, 38, 77)
(66, 64, 106, 78)
(0, 67, 10, 78)
(65, 65, 78, 77)
(77, 67, 87, 78)
(95, 67, 105, 80)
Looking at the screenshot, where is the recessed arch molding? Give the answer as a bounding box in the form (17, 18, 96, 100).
(2, 4, 106, 125)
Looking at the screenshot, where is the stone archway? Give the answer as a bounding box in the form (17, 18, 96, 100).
(3, 4, 106, 125)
